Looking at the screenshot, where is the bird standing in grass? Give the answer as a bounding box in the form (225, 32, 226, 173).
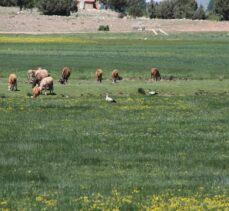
(148, 91, 158, 95)
(138, 88, 158, 96)
(105, 93, 116, 103)
(138, 88, 146, 95)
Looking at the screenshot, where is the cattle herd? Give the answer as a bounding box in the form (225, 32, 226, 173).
(7, 67, 161, 98)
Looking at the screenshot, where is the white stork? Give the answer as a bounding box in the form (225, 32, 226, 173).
(148, 91, 158, 96)
(105, 93, 116, 103)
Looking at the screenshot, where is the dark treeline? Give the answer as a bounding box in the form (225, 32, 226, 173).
(0, 0, 228, 20)
(149, 0, 229, 20)
(149, 0, 206, 20)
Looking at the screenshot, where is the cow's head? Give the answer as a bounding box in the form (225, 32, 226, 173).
(31, 78, 39, 88)
(59, 78, 65, 84)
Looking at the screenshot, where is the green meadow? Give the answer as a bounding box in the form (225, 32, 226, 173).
(0, 33, 229, 210)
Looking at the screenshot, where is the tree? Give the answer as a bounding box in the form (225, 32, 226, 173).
(215, 0, 229, 20)
(156, 0, 174, 19)
(38, 0, 76, 16)
(0, 0, 37, 10)
(107, 0, 128, 12)
(193, 5, 206, 19)
(24, 0, 38, 9)
(208, 0, 215, 11)
(0, 0, 17, 6)
(149, 0, 158, 18)
(128, 0, 146, 17)
(17, 0, 35, 10)
(149, 0, 205, 20)
(172, 0, 198, 19)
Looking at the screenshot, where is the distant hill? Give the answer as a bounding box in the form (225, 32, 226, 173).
(196, 0, 210, 10)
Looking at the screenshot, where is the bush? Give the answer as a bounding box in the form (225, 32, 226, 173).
(118, 12, 126, 18)
(38, 0, 76, 16)
(214, 0, 229, 20)
(0, 0, 17, 6)
(0, 0, 37, 10)
(108, 0, 128, 13)
(156, 0, 175, 19)
(18, 0, 37, 10)
(207, 12, 222, 21)
(128, 0, 146, 17)
(98, 25, 110, 31)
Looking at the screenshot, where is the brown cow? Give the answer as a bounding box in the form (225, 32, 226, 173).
(151, 68, 161, 81)
(111, 69, 121, 83)
(59, 67, 71, 84)
(8, 74, 18, 91)
(95, 69, 103, 83)
(32, 76, 54, 98)
(40, 76, 54, 95)
(27, 68, 49, 88)
(32, 85, 41, 98)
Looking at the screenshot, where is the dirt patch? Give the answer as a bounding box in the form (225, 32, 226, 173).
(1, 6, 229, 34)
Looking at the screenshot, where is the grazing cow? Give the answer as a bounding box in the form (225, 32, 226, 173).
(27, 68, 49, 87)
(59, 67, 71, 84)
(8, 74, 17, 91)
(95, 69, 103, 83)
(39, 76, 54, 95)
(27, 69, 35, 82)
(32, 85, 41, 98)
(151, 68, 161, 81)
(111, 69, 121, 83)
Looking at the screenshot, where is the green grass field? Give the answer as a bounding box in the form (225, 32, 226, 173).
(0, 33, 229, 210)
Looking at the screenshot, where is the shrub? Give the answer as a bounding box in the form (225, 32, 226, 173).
(108, 0, 128, 13)
(38, 0, 76, 16)
(214, 0, 229, 20)
(0, 0, 17, 7)
(207, 12, 222, 21)
(128, 0, 146, 17)
(98, 25, 110, 31)
(0, 0, 37, 10)
(118, 12, 126, 18)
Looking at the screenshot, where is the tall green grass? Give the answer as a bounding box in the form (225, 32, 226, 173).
(0, 32, 229, 80)
(0, 79, 228, 209)
(0, 33, 229, 209)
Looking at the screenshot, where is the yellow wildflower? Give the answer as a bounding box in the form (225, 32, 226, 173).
(36, 196, 44, 202)
(0, 201, 7, 205)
